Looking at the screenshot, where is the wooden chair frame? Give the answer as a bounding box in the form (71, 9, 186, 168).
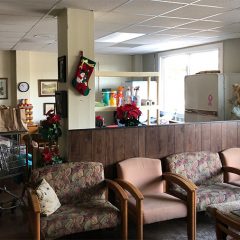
(116, 172, 197, 240)
(27, 179, 128, 240)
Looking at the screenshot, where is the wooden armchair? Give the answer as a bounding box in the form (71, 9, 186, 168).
(220, 147, 240, 186)
(116, 157, 197, 240)
(27, 162, 128, 240)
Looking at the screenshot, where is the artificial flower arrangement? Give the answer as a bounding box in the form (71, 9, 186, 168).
(42, 146, 63, 165)
(39, 109, 62, 142)
(116, 102, 142, 126)
(39, 109, 63, 166)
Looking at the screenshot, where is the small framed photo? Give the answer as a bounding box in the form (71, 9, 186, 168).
(0, 78, 8, 99)
(43, 103, 56, 115)
(38, 79, 58, 97)
(58, 55, 66, 82)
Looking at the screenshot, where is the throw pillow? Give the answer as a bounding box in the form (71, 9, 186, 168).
(35, 178, 61, 216)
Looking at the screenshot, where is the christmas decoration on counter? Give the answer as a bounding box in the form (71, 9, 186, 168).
(72, 52, 96, 96)
(116, 102, 142, 126)
(95, 115, 104, 128)
(39, 109, 62, 142)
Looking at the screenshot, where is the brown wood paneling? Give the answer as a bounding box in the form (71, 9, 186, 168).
(195, 124, 202, 151)
(68, 120, 240, 179)
(184, 123, 196, 152)
(222, 121, 238, 150)
(201, 123, 211, 151)
(174, 124, 184, 153)
(92, 129, 106, 165)
(138, 127, 145, 157)
(166, 125, 175, 157)
(124, 127, 139, 159)
(145, 126, 160, 157)
(210, 122, 222, 152)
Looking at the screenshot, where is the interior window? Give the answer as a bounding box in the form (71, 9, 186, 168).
(159, 48, 219, 121)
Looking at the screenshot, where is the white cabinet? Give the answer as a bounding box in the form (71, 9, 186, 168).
(95, 71, 160, 125)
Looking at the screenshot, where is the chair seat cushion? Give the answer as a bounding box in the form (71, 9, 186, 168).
(128, 192, 187, 224)
(41, 200, 120, 239)
(197, 183, 240, 211)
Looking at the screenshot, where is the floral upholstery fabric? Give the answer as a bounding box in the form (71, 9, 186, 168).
(41, 200, 120, 239)
(165, 151, 240, 212)
(31, 162, 105, 204)
(30, 162, 120, 239)
(197, 183, 240, 211)
(165, 151, 223, 186)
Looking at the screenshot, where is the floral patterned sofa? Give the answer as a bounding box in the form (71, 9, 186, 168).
(164, 151, 240, 212)
(27, 162, 128, 240)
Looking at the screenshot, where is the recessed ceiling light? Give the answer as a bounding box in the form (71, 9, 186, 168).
(95, 32, 145, 43)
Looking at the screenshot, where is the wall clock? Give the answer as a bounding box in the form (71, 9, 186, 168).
(18, 82, 29, 92)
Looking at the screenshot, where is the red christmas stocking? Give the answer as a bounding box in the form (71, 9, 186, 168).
(72, 56, 96, 96)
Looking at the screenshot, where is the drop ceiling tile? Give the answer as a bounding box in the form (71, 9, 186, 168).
(215, 22, 240, 33)
(158, 27, 201, 35)
(0, 24, 29, 32)
(124, 34, 177, 44)
(0, 0, 58, 16)
(94, 12, 150, 25)
(141, 16, 194, 28)
(123, 25, 168, 34)
(163, 5, 224, 19)
(0, 31, 25, 38)
(180, 20, 223, 30)
(58, 0, 130, 12)
(155, 0, 197, 3)
(0, 15, 40, 26)
(205, 9, 240, 24)
(187, 30, 222, 37)
(113, 0, 184, 16)
(196, 0, 240, 9)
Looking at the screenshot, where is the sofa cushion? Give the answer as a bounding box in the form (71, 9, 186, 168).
(41, 200, 120, 239)
(165, 151, 223, 186)
(35, 178, 61, 216)
(128, 192, 187, 224)
(31, 162, 106, 204)
(197, 183, 240, 211)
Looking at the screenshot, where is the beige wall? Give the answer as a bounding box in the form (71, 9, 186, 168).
(29, 51, 58, 123)
(0, 50, 16, 107)
(223, 38, 240, 73)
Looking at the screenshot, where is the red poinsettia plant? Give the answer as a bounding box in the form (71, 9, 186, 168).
(42, 146, 63, 165)
(39, 109, 62, 142)
(116, 103, 142, 126)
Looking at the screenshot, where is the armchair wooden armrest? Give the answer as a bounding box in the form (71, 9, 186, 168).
(115, 178, 144, 240)
(27, 188, 41, 240)
(105, 179, 128, 240)
(223, 166, 240, 176)
(163, 172, 197, 194)
(163, 172, 197, 240)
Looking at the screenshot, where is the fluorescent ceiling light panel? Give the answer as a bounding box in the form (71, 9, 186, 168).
(95, 32, 145, 43)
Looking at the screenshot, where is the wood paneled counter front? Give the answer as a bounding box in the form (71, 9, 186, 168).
(68, 120, 240, 179)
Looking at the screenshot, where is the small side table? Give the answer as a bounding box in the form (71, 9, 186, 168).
(207, 201, 240, 240)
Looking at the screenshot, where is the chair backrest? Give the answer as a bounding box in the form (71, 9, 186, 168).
(221, 148, 240, 182)
(30, 162, 105, 204)
(117, 157, 164, 195)
(165, 151, 223, 186)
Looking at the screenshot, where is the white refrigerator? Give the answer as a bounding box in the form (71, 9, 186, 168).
(185, 73, 240, 122)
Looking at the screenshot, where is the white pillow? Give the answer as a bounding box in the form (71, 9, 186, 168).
(35, 178, 61, 216)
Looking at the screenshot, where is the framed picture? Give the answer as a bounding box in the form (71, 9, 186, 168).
(0, 78, 8, 99)
(38, 79, 58, 97)
(55, 90, 68, 118)
(43, 103, 55, 115)
(58, 55, 66, 82)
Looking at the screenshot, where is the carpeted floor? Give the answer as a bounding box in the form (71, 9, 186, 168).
(0, 206, 216, 240)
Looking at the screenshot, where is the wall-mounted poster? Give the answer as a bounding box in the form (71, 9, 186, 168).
(43, 103, 56, 115)
(0, 78, 8, 99)
(38, 80, 57, 97)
